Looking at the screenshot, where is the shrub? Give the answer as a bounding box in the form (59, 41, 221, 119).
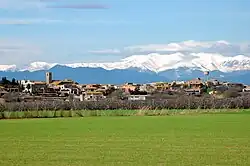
(223, 89, 240, 98)
(0, 95, 250, 119)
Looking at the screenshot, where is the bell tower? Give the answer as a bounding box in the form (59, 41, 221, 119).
(46, 72, 52, 84)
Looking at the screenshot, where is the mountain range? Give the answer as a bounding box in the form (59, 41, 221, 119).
(1, 51, 250, 84)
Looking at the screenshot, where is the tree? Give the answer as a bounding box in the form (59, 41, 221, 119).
(223, 89, 240, 98)
(20, 84, 25, 91)
(108, 89, 126, 100)
(26, 84, 31, 93)
(11, 78, 17, 85)
(1, 77, 9, 85)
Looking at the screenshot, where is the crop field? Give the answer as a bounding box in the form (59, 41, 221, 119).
(1, 113, 250, 165)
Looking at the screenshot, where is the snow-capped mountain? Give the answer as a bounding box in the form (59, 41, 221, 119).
(20, 62, 58, 72)
(8, 53, 250, 73)
(1, 52, 250, 73)
(2, 40, 250, 84)
(0, 64, 17, 72)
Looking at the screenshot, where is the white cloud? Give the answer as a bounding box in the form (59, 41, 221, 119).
(88, 49, 121, 54)
(1, 40, 250, 70)
(122, 40, 250, 56)
(124, 40, 228, 52)
(85, 40, 250, 58)
(87, 40, 250, 60)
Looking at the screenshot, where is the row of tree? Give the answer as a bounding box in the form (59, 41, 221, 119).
(0, 77, 19, 86)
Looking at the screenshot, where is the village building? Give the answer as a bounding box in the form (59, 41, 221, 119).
(58, 84, 80, 96)
(185, 88, 202, 96)
(223, 82, 244, 92)
(84, 84, 101, 91)
(186, 78, 204, 88)
(0, 87, 8, 98)
(170, 81, 185, 91)
(151, 82, 170, 92)
(139, 84, 155, 93)
(121, 83, 139, 94)
(206, 79, 220, 87)
(243, 85, 250, 92)
(82, 91, 106, 101)
(19, 80, 46, 94)
(184, 78, 205, 95)
(212, 85, 228, 93)
(128, 95, 148, 101)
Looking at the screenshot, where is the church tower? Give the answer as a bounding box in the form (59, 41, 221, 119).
(46, 72, 52, 84)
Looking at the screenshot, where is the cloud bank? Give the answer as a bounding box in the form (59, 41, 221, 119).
(1, 40, 250, 69)
(90, 40, 250, 57)
(88, 49, 121, 54)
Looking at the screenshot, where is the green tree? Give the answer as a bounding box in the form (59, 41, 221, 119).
(26, 84, 31, 93)
(1, 77, 8, 85)
(11, 78, 17, 85)
(223, 89, 240, 98)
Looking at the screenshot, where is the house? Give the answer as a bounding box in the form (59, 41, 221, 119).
(32, 81, 47, 94)
(185, 88, 202, 96)
(85, 84, 101, 91)
(19, 80, 46, 94)
(0, 89, 8, 98)
(212, 85, 228, 93)
(170, 81, 185, 90)
(59, 84, 80, 96)
(186, 78, 204, 89)
(1, 83, 20, 93)
(151, 82, 170, 92)
(121, 83, 139, 94)
(243, 85, 250, 92)
(128, 95, 148, 101)
(139, 84, 155, 93)
(223, 82, 244, 92)
(206, 79, 220, 87)
(83, 91, 106, 101)
(50, 79, 76, 86)
(47, 79, 79, 96)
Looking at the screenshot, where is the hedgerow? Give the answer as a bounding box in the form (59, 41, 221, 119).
(0, 95, 250, 113)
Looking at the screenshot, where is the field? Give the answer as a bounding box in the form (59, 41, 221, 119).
(1, 113, 250, 165)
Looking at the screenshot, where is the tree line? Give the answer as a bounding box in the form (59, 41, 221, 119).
(0, 77, 19, 86)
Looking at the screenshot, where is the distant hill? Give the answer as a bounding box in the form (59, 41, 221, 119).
(0, 65, 167, 84)
(1, 65, 250, 84)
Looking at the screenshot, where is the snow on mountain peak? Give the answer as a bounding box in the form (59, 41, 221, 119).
(216, 40, 230, 45)
(20, 62, 58, 72)
(1, 53, 250, 73)
(0, 64, 17, 71)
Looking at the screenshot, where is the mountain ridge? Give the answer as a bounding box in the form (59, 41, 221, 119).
(1, 52, 250, 73)
(1, 65, 250, 84)
(1, 49, 250, 84)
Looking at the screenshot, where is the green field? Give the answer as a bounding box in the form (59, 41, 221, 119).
(1, 114, 250, 165)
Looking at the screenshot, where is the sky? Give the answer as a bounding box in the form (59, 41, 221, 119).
(0, 0, 250, 66)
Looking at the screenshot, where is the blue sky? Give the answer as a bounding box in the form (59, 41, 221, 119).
(0, 0, 250, 66)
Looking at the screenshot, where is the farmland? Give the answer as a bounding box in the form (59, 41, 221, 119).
(1, 113, 250, 165)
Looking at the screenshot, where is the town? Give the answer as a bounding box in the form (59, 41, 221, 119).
(1, 71, 250, 103)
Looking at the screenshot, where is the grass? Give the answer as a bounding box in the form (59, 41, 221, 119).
(1, 109, 250, 119)
(0, 113, 250, 165)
